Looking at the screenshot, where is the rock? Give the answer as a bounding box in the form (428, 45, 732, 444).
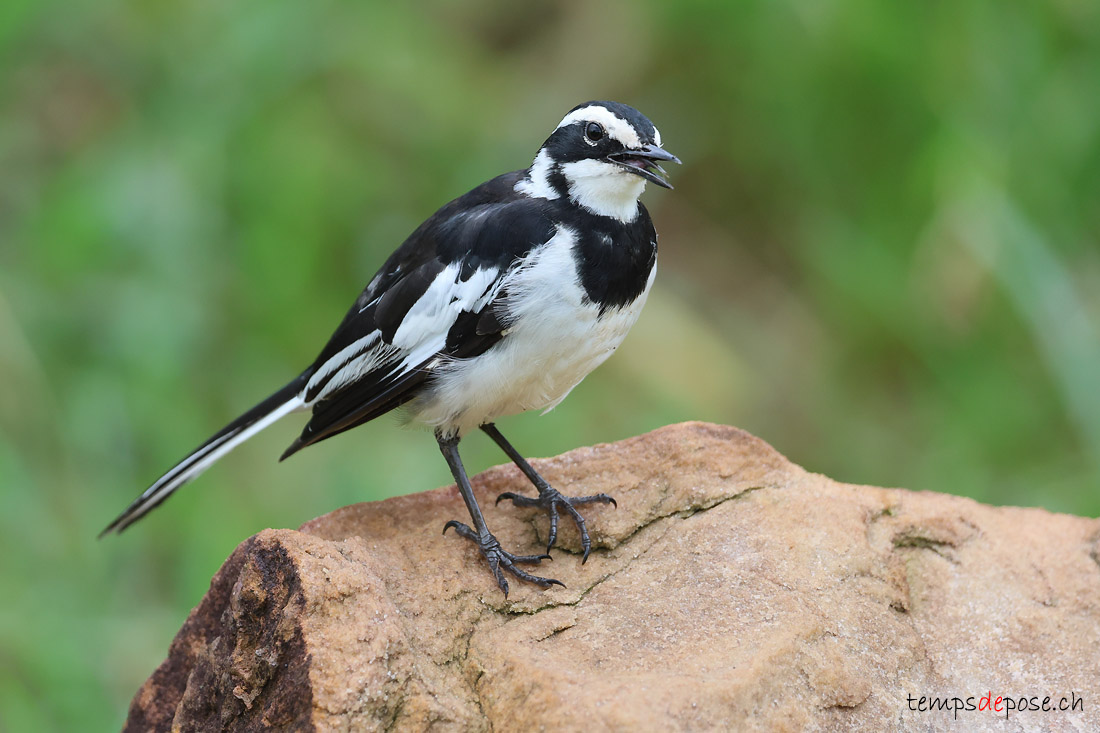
(124, 422, 1100, 732)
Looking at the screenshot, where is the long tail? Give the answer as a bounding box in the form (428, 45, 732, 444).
(100, 374, 309, 536)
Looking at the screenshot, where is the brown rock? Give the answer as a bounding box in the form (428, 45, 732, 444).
(124, 422, 1100, 732)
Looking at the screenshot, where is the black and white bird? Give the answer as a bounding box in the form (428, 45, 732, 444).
(102, 100, 679, 594)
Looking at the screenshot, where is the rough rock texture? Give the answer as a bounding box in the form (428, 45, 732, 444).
(125, 422, 1100, 732)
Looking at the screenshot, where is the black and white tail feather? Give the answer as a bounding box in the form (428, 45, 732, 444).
(100, 375, 309, 535)
(103, 100, 678, 595)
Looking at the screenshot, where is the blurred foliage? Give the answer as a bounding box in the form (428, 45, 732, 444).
(1, 0, 1099, 728)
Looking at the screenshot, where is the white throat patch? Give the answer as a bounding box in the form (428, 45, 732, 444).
(517, 104, 661, 219)
(560, 159, 646, 222)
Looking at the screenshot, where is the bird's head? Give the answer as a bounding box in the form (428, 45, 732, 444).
(517, 101, 680, 221)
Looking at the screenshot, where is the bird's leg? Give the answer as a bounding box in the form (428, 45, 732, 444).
(481, 423, 616, 562)
(436, 430, 563, 596)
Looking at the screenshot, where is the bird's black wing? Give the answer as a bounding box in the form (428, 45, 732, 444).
(281, 171, 556, 458)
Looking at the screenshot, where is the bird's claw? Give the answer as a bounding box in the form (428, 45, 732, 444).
(496, 487, 616, 563)
(443, 520, 562, 596)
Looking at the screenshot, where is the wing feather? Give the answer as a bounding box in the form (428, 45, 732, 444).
(284, 176, 556, 456)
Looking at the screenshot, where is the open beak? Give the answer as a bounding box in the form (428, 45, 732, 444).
(608, 144, 682, 189)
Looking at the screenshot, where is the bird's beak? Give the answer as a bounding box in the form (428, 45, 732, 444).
(607, 144, 682, 189)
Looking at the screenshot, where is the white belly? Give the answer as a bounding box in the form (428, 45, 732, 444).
(408, 230, 655, 436)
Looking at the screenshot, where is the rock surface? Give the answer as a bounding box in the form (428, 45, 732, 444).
(125, 422, 1100, 732)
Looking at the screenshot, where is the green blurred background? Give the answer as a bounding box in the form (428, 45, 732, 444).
(2, 0, 1099, 728)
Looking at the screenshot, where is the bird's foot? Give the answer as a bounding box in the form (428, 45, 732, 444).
(496, 486, 616, 562)
(443, 520, 564, 596)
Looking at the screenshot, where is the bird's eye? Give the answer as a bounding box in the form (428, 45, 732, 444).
(584, 122, 604, 143)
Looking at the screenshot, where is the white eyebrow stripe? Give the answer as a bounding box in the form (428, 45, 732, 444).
(555, 106, 642, 149)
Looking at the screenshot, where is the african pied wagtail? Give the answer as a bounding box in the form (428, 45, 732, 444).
(102, 101, 679, 595)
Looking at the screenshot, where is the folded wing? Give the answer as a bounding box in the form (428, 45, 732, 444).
(283, 189, 555, 457)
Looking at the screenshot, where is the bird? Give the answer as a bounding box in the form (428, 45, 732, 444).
(101, 100, 679, 595)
